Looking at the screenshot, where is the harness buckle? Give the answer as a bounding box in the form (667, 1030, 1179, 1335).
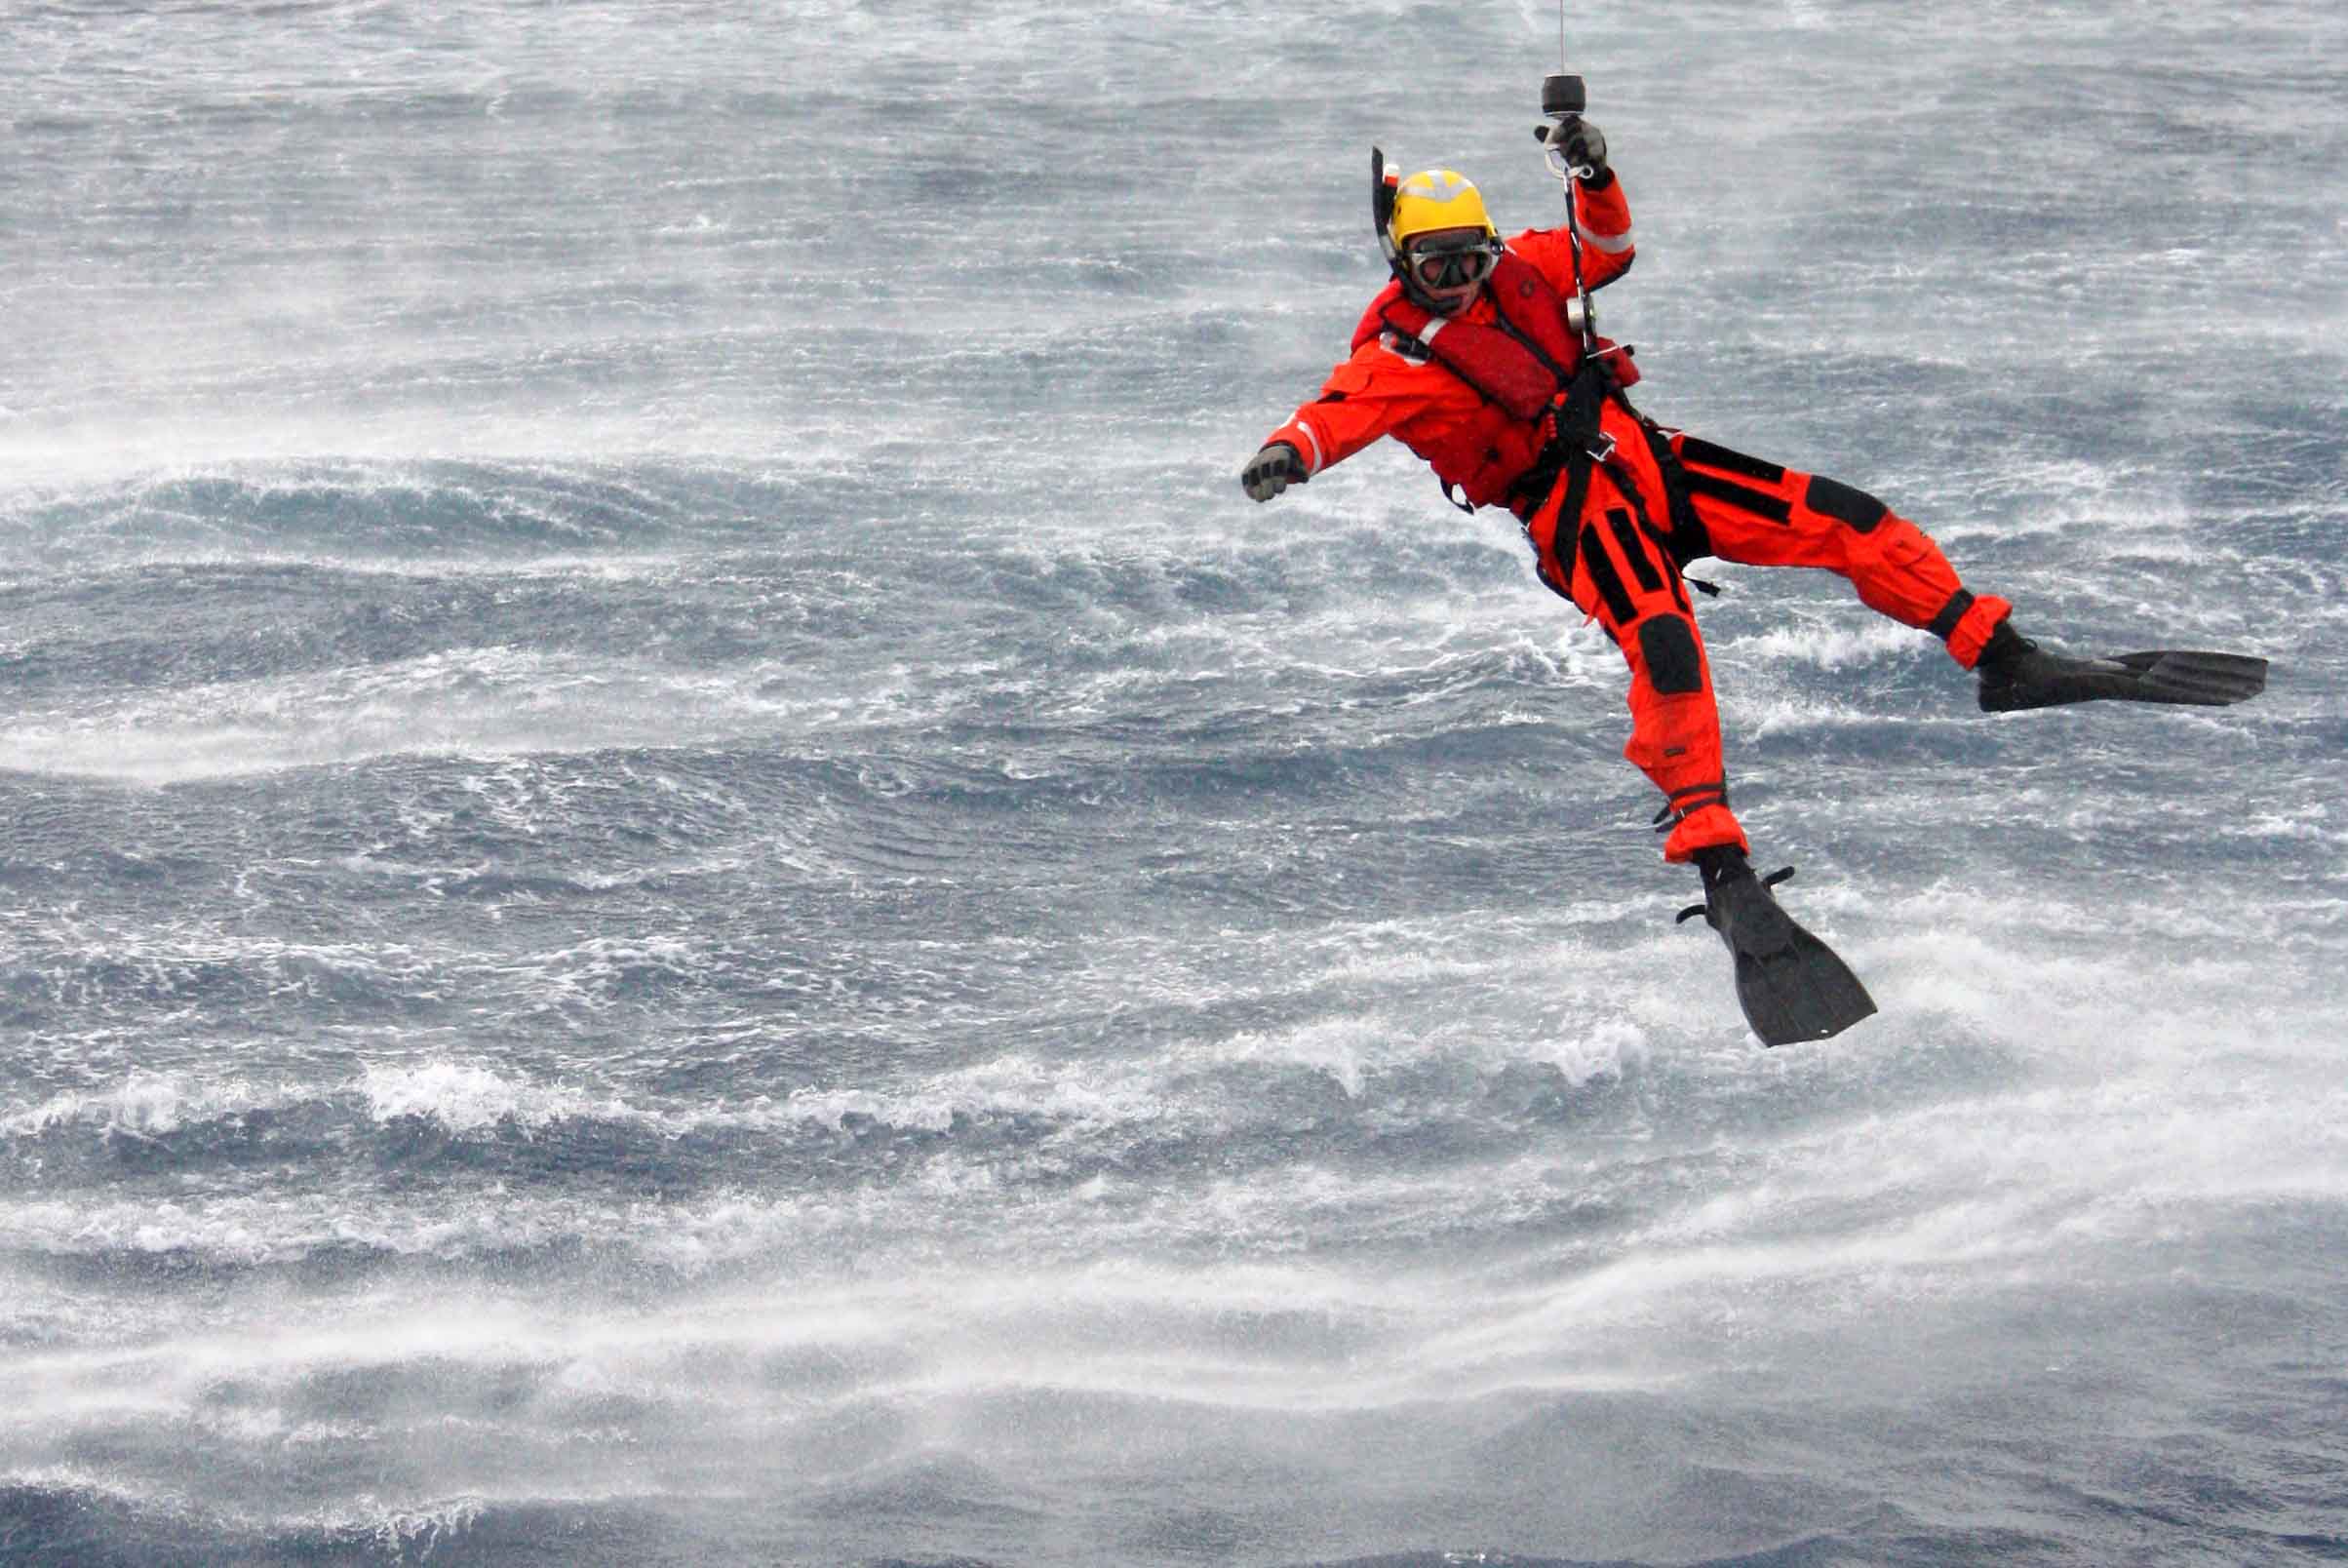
(1586, 430, 1618, 464)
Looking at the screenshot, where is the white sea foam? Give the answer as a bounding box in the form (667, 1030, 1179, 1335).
(1730, 618, 1931, 671)
(2, 1070, 275, 1139)
(356, 1060, 633, 1136)
(0, 649, 842, 782)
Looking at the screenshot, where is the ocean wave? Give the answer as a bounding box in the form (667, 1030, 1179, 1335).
(1727, 618, 1931, 672)
(0, 1470, 666, 1567)
(0, 459, 800, 563)
(3, 1070, 294, 1141)
(0, 647, 842, 781)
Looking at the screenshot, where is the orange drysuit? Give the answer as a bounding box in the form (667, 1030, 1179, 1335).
(1263, 174, 2011, 862)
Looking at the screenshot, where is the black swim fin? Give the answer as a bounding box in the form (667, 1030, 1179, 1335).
(1976, 625, 2267, 714)
(1679, 853, 1876, 1047)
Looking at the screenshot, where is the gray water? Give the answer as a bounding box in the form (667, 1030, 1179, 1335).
(4, 3, 2346, 1565)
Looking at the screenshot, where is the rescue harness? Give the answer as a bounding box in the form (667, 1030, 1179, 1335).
(1356, 255, 1714, 595)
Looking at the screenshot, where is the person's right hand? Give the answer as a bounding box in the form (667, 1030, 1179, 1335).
(1239, 442, 1307, 502)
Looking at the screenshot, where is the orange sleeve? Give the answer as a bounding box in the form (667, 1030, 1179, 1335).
(1264, 337, 1454, 477)
(1505, 170, 1637, 296)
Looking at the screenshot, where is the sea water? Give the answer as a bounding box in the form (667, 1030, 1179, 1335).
(4, 2, 2345, 1564)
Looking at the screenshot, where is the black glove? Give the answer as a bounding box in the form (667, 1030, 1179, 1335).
(1536, 117, 1610, 182)
(1239, 442, 1307, 502)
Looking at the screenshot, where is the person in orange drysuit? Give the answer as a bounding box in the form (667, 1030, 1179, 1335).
(1240, 122, 2030, 902)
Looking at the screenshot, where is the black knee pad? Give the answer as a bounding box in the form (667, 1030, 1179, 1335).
(1805, 474, 1889, 533)
(1638, 615, 1704, 694)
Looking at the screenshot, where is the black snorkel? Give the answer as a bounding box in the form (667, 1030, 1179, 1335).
(1372, 145, 1413, 299)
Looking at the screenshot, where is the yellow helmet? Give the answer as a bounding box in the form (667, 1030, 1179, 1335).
(1385, 168, 1499, 252)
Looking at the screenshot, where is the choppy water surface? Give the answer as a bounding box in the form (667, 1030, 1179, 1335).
(5, 3, 2346, 1564)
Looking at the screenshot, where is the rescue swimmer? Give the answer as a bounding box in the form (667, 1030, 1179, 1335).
(1239, 120, 2023, 900)
(1239, 115, 2266, 1043)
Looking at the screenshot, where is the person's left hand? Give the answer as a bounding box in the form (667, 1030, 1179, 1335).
(1537, 117, 1610, 182)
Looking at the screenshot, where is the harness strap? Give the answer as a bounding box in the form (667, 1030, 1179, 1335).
(1506, 358, 1614, 506)
(1636, 419, 1713, 568)
(1653, 780, 1732, 834)
(1497, 355, 1630, 592)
